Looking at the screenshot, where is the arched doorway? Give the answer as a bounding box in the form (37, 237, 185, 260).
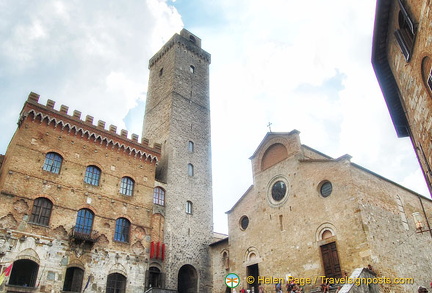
(177, 264, 197, 293)
(63, 266, 84, 292)
(106, 273, 126, 293)
(9, 259, 39, 287)
(148, 266, 162, 288)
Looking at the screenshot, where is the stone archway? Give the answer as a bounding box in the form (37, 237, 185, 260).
(177, 264, 197, 293)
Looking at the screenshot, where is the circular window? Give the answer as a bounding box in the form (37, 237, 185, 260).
(240, 216, 249, 230)
(320, 181, 333, 197)
(271, 181, 287, 201)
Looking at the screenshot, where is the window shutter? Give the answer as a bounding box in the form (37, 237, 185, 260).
(398, 0, 415, 35)
(394, 30, 411, 61)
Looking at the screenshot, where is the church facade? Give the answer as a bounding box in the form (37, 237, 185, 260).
(211, 131, 432, 293)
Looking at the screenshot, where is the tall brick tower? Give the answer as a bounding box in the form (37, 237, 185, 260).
(142, 29, 213, 293)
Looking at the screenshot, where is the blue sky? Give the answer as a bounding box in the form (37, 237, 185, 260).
(0, 0, 428, 234)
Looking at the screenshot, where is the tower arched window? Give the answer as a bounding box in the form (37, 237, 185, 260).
(114, 218, 131, 243)
(29, 197, 53, 226)
(120, 176, 134, 196)
(188, 141, 194, 153)
(153, 187, 165, 206)
(188, 163, 194, 176)
(186, 201, 193, 214)
(42, 152, 63, 174)
(84, 165, 101, 186)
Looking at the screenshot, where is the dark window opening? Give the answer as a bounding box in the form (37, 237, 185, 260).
(320, 181, 333, 197)
(186, 201, 193, 214)
(63, 267, 84, 292)
(106, 273, 126, 293)
(188, 141, 194, 153)
(148, 267, 162, 288)
(428, 68, 432, 92)
(188, 164, 194, 176)
(8, 259, 39, 287)
(271, 181, 287, 201)
(29, 197, 53, 226)
(240, 216, 249, 230)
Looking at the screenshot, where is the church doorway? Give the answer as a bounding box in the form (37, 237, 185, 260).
(320, 242, 342, 278)
(177, 264, 198, 293)
(247, 264, 259, 292)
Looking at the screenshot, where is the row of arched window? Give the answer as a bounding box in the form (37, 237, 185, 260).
(7, 259, 127, 293)
(29, 198, 131, 243)
(42, 152, 135, 196)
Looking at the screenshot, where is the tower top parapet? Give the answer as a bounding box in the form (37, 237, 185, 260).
(149, 29, 211, 68)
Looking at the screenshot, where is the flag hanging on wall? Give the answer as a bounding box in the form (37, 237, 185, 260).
(0, 263, 13, 285)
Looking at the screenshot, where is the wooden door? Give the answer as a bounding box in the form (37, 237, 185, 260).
(320, 242, 342, 278)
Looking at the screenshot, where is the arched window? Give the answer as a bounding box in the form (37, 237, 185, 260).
(106, 273, 126, 293)
(29, 198, 53, 226)
(153, 187, 165, 206)
(188, 164, 194, 176)
(84, 165, 101, 186)
(42, 152, 63, 174)
(75, 209, 94, 235)
(9, 259, 39, 287)
(188, 141, 194, 153)
(186, 201, 193, 214)
(114, 218, 131, 243)
(222, 251, 229, 270)
(63, 267, 84, 292)
(120, 177, 134, 196)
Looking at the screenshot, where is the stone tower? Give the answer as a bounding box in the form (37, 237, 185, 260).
(142, 29, 213, 293)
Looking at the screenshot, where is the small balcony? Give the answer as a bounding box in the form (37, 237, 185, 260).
(70, 226, 99, 243)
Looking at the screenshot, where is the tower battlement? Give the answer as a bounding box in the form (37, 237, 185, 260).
(149, 29, 211, 68)
(22, 92, 161, 162)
